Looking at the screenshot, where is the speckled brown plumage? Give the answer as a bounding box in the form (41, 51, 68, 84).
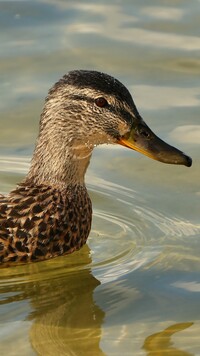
(0, 70, 191, 265)
(0, 183, 92, 264)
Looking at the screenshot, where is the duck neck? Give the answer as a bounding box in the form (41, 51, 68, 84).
(25, 136, 93, 188)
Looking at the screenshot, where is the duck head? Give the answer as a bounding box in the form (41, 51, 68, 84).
(28, 70, 191, 186)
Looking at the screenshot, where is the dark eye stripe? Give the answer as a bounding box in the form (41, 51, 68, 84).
(67, 94, 135, 125)
(67, 94, 93, 102)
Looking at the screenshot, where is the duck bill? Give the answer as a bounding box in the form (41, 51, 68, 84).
(118, 122, 192, 167)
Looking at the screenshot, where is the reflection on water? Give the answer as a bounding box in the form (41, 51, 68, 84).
(132, 86, 200, 110)
(0, 246, 105, 356)
(1, 0, 200, 354)
(170, 125, 200, 145)
(143, 322, 193, 356)
(30, 251, 104, 356)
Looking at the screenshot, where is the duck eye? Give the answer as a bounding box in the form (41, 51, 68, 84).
(95, 97, 108, 108)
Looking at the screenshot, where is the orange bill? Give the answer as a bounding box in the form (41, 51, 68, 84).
(117, 122, 192, 167)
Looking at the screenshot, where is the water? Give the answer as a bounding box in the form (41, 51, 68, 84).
(0, 0, 200, 355)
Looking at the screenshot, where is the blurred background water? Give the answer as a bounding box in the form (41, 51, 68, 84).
(0, 0, 200, 355)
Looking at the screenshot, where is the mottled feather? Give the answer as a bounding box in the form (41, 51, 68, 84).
(0, 183, 92, 264)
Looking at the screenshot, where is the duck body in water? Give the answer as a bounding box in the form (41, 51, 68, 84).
(0, 70, 192, 265)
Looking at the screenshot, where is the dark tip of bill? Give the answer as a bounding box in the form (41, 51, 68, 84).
(185, 155, 192, 167)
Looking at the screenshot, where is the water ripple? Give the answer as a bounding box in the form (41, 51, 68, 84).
(88, 176, 200, 283)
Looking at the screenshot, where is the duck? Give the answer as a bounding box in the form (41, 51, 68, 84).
(0, 70, 192, 265)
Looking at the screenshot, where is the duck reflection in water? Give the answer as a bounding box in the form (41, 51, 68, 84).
(143, 322, 194, 356)
(0, 245, 105, 356)
(0, 247, 195, 355)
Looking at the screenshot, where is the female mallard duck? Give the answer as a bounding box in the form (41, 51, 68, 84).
(0, 70, 192, 265)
